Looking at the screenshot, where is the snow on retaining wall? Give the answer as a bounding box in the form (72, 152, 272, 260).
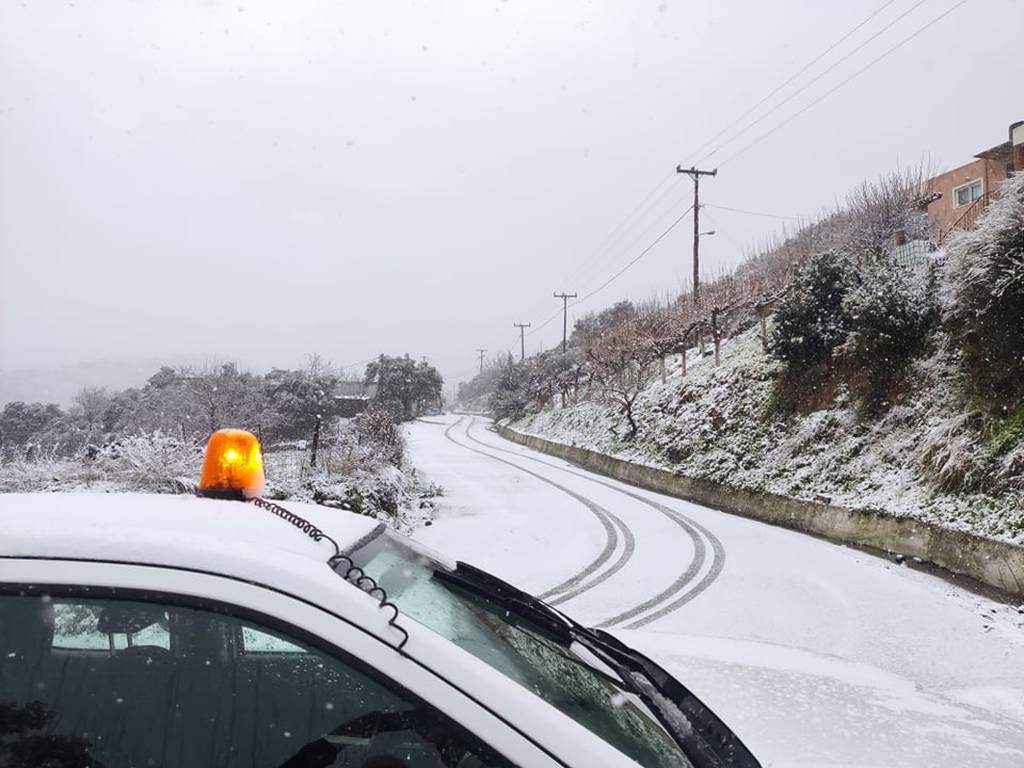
(496, 425, 1024, 597)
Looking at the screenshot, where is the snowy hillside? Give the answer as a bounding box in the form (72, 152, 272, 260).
(510, 324, 1024, 545)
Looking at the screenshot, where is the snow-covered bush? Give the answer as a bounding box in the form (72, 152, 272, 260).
(771, 251, 857, 374)
(913, 412, 987, 491)
(489, 355, 530, 421)
(513, 325, 1024, 544)
(839, 262, 935, 393)
(352, 405, 405, 468)
(95, 433, 204, 492)
(942, 171, 1024, 403)
(0, 433, 202, 494)
(364, 355, 443, 421)
(524, 350, 580, 411)
(991, 410, 1024, 491)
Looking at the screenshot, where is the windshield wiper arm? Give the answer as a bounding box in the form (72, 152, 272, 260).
(434, 561, 759, 767)
(569, 629, 762, 768)
(432, 561, 573, 645)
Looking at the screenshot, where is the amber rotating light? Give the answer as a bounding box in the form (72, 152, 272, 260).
(198, 429, 265, 499)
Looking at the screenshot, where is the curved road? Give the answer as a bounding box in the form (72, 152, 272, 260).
(409, 413, 1024, 765)
(442, 417, 637, 607)
(460, 416, 726, 628)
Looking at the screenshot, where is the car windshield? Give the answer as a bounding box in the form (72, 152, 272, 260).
(349, 531, 692, 768)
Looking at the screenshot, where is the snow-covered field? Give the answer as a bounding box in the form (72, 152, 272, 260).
(509, 325, 1024, 545)
(0, 436, 434, 532)
(407, 414, 1024, 767)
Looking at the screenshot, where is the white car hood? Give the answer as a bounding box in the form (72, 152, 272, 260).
(614, 631, 1024, 768)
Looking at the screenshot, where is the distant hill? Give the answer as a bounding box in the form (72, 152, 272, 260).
(0, 358, 195, 407)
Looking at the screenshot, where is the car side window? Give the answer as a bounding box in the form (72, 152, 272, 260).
(51, 601, 172, 651)
(241, 625, 307, 654)
(0, 591, 515, 768)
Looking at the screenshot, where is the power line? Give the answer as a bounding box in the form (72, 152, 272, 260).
(338, 355, 377, 371)
(699, 0, 933, 163)
(521, 2, 917, 347)
(558, 171, 679, 289)
(704, 203, 803, 221)
(718, 0, 968, 167)
(517, 171, 683, 328)
(538, 1, 905, 334)
(680, 0, 898, 164)
(525, 202, 695, 346)
(524, 309, 565, 337)
(702, 209, 749, 257)
(567, 180, 696, 301)
(572, 204, 694, 308)
(487, 1, 963, 366)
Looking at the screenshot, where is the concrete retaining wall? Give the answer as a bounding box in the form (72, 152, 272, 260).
(496, 425, 1024, 597)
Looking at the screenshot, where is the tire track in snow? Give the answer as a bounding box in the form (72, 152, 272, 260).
(441, 417, 636, 605)
(464, 418, 725, 629)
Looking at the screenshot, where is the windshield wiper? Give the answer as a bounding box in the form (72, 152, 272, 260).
(569, 630, 762, 768)
(436, 562, 760, 767)
(432, 561, 573, 645)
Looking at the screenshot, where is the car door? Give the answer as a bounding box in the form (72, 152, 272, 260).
(0, 557, 565, 768)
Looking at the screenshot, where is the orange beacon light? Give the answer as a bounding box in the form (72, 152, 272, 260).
(198, 429, 266, 500)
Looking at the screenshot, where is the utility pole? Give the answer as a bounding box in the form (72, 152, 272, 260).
(553, 292, 577, 354)
(513, 322, 531, 361)
(476, 348, 487, 374)
(675, 165, 717, 302)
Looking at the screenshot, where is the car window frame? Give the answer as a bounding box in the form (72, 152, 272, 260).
(0, 556, 573, 768)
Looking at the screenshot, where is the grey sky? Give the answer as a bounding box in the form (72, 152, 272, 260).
(1, 0, 1020, 393)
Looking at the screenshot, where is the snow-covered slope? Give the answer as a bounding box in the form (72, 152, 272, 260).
(510, 325, 1024, 545)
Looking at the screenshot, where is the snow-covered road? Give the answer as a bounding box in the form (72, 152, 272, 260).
(408, 414, 1024, 766)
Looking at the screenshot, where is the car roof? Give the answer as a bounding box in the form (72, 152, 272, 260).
(0, 491, 379, 584)
(0, 492, 651, 767)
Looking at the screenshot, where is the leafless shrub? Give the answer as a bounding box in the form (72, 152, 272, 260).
(912, 413, 987, 491)
(354, 405, 405, 468)
(841, 164, 931, 262)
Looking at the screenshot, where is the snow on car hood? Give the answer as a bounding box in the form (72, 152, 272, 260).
(614, 630, 1024, 768)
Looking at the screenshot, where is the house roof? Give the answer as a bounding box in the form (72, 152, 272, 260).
(974, 140, 1012, 162)
(334, 381, 378, 399)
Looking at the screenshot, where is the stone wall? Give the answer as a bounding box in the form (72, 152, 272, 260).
(497, 425, 1024, 597)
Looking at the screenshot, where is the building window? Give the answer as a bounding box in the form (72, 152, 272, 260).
(954, 179, 983, 207)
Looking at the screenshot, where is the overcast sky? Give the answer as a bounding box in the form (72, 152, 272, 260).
(1, 0, 1021, 392)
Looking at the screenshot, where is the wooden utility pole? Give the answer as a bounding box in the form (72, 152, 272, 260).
(676, 165, 717, 301)
(513, 322, 531, 361)
(553, 292, 577, 354)
(476, 348, 487, 374)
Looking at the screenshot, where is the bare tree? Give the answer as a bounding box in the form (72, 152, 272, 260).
(581, 304, 668, 439)
(702, 277, 753, 366)
(71, 387, 111, 432)
(842, 164, 932, 262)
(657, 296, 703, 377)
(304, 353, 333, 379)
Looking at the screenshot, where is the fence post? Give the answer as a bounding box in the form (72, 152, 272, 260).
(310, 415, 322, 468)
